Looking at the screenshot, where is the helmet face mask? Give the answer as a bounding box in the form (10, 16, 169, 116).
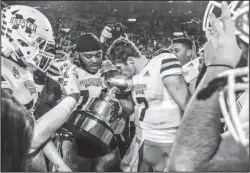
(203, 1, 249, 44)
(1, 5, 55, 73)
(26, 35, 55, 72)
(203, 1, 249, 154)
(217, 67, 249, 152)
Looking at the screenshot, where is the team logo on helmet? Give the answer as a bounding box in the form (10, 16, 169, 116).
(12, 67, 20, 78)
(9, 10, 37, 34)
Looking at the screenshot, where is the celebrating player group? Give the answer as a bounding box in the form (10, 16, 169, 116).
(1, 1, 249, 172)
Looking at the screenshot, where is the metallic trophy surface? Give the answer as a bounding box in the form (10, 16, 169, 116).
(65, 60, 126, 158)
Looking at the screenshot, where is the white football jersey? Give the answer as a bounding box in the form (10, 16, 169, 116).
(182, 58, 200, 83)
(132, 53, 183, 143)
(52, 60, 125, 133)
(75, 67, 103, 111)
(49, 60, 104, 111)
(1, 57, 38, 115)
(182, 58, 201, 94)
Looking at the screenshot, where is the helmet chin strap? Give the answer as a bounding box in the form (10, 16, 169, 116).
(2, 42, 29, 69)
(1, 46, 12, 58)
(1, 38, 14, 57)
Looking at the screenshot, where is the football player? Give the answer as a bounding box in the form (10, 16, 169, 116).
(171, 37, 201, 94)
(106, 36, 191, 171)
(1, 5, 80, 171)
(167, 1, 249, 171)
(57, 33, 123, 172)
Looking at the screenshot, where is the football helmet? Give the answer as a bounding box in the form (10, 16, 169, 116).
(202, 1, 249, 153)
(217, 67, 249, 150)
(1, 5, 55, 73)
(203, 1, 249, 44)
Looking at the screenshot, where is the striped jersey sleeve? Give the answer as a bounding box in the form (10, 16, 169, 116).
(160, 53, 183, 79)
(1, 75, 13, 91)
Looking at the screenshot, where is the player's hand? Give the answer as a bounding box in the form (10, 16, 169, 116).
(203, 1, 242, 68)
(100, 26, 113, 43)
(109, 99, 122, 122)
(61, 65, 80, 101)
(46, 60, 80, 101)
(46, 60, 73, 84)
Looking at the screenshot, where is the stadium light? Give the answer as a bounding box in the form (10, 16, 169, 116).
(169, 1, 173, 3)
(187, 1, 192, 2)
(169, 11, 172, 13)
(174, 32, 184, 36)
(128, 18, 136, 22)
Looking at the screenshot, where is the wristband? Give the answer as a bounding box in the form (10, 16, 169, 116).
(207, 64, 233, 69)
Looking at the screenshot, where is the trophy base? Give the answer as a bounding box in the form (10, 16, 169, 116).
(65, 110, 117, 158)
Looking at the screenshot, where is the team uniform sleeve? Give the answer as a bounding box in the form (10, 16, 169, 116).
(1, 75, 13, 91)
(159, 53, 183, 79)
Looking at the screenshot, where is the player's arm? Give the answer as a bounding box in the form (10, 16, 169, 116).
(167, 2, 247, 171)
(117, 92, 135, 116)
(100, 26, 112, 44)
(33, 78, 71, 172)
(1, 75, 13, 94)
(167, 66, 248, 171)
(160, 54, 191, 112)
(43, 141, 72, 172)
(206, 130, 249, 171)
(31, 66, 80, 151)
(31, 95, 79, 150)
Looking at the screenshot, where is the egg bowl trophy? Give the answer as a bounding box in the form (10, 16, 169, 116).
(65, 60, 132, 158)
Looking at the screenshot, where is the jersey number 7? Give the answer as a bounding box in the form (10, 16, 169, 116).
(136, 97, 149, 121)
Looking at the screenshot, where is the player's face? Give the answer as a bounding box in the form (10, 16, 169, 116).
(79, 50, 103, 74)
(114, 62, 135, 78)
(171, 43, 190, 65)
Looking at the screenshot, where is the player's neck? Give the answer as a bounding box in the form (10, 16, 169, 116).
(135, 55, 150, 74)
(183, 56, 193, 66)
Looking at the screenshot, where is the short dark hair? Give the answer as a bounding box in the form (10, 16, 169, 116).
(107, 37, 141, 63)
(1, 89, 34, 171)
(171, 37, 193, 50)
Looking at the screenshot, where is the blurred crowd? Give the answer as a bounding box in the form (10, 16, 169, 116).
(40, 9, 206, 60)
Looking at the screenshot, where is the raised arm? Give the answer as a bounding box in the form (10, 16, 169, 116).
(167, 2, 248, 171)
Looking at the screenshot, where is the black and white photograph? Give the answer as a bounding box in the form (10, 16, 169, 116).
(1, 0, 249, 172)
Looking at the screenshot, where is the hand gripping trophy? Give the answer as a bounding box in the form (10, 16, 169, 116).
(65, 60, 133, 158)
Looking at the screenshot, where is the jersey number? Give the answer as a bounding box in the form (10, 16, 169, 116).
(136, 97, 149, 121)
(77, 90, 89, 109)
